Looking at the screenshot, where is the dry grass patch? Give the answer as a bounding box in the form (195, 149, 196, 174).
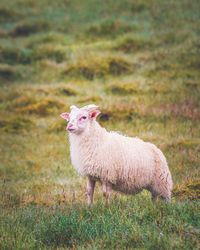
(149, 101, 200, 120)
(10, 95, 35, 109)
(100, 99, 200, 122)
(108, 82, 140, 95)
(26, 32, 70, 48)
(78, 95, 102, 104)
(54, 85, 78, 96)
(113, 35, 153, 53)
(173, 179, 200, 201)
(16, 98, 64, 116)
(48, 119, 66, 132)
(100, 101, 138, 121)
(34, 44, 67, 63)
(0, 117, 34, 132)
(64, 54, 133, 80)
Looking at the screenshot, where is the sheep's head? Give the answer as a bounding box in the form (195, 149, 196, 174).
(60, 104, 100, 134)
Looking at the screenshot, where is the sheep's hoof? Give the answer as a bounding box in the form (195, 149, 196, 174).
(88, 204, 93, 208)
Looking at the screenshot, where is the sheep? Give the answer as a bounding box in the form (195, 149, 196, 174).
(60, 104, 173, 206)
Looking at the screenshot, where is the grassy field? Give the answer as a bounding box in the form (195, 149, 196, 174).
(0, 0, 200, 249)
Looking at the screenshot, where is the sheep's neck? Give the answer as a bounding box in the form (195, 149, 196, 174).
(69, 121, 106, 151)
(68, 121, 106, 176)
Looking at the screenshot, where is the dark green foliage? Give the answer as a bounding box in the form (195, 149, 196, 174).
(0, 47, 34, 65)
(86, 19, 135, 38)
(0, 7, 20, 22)
(0, 64, 21, 81)
(0, 200, 200, 249)
(10, 21, 50, 37)
(0, 46, 66, 65)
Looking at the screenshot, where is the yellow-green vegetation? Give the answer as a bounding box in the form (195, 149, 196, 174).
(0, 0, 199, 249)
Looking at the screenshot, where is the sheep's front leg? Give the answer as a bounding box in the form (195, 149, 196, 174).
(86, 176, 96, 207)
(102, 182, 112, 206)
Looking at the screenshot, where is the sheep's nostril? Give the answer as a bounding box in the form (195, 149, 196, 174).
(67, 123, 75, 131)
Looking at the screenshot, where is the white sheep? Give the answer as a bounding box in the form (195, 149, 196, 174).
(60, 104, 173, 206)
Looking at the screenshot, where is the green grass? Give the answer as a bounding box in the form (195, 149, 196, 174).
(0, 0, 200, 249)
(1, 199, 199, 250)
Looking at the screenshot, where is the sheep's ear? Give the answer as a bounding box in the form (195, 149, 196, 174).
(89, 109, 101, 119)
(60, 112, 69, 121)
(82, 104, 100, 119)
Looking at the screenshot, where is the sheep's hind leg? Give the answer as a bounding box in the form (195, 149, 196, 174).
(86, 176, 96, 207)
(102, 182, 112, 206)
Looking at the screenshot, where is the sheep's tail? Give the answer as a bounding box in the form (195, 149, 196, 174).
(147, 143, 173, 200)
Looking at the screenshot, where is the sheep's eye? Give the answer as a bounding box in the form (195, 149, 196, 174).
(81, 116, 87, 120)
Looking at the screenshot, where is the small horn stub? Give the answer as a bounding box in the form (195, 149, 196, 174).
(70, 105, 78, 110)
(82, 104, 99, 111)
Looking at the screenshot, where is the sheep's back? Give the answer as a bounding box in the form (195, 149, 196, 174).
(92, 133, 156, 192)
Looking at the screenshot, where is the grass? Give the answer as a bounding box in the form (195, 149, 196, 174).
(1, 199, 199, 249)
(63, 53, 133, 80)
(0, 0, 200, 249)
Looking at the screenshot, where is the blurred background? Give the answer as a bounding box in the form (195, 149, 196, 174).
(0, 0, 199, 249)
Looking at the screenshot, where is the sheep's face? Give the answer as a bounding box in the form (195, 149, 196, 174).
(60, 104, 100, 134)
